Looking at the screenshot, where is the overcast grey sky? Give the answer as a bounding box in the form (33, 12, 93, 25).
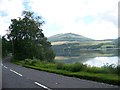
(0, 0, 119, 40)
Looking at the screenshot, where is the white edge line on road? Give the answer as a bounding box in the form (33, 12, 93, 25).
(10, 69, 23, 77)
(34, 82, 52, 90)
(3, 65, 8, 69)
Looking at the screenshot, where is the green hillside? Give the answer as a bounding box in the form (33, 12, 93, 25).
(113, 37, 120, 46)
(48, 33, 117, 56)
(48, 33, 94, 42)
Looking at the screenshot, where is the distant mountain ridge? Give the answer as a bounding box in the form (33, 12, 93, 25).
(48, 33, 94, 42)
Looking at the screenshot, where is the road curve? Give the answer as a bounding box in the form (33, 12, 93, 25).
(2, 57, 119, 89)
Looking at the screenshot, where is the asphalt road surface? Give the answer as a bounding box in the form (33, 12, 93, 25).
(1, 57, 119, 90)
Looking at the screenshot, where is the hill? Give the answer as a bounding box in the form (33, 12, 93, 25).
(113, 37, 120, 47)
(48, 33, 94, 42)
(47, 33, 117, 56)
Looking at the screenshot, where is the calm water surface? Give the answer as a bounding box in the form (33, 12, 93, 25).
(55, 50, 119, 67)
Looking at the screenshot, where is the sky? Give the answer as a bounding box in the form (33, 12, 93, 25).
(0, 0, 119, 40)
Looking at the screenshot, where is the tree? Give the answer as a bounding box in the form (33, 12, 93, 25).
(2, 36, 12, 57)
(7, 11, 55, 61)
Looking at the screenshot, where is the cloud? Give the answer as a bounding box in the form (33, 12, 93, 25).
(28, 0, 118, 40)
(0, 0, 119, 40)
(0, 0, 25, 35)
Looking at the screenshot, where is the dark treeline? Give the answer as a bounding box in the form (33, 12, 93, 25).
(2, 36, 12, 57)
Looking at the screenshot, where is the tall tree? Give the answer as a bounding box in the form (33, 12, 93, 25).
(7, 11, 55, 61)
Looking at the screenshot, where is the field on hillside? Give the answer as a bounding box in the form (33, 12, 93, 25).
(51, 40, 117, 52)
(51, 40, 113, 46)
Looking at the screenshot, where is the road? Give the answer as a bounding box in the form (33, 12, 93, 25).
(1, 57, 119, 89)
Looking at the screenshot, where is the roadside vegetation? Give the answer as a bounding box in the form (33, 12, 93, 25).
(12, 58, 120, 85)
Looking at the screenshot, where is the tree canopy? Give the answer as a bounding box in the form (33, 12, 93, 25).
(6, 11, 55, 61)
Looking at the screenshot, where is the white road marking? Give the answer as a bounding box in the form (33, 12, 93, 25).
(10, 69, 23, 77)
(3, 65, 8, 69)
(34, 82, 52, 90)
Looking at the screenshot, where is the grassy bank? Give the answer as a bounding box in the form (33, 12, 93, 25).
(12, 58, 120, 85)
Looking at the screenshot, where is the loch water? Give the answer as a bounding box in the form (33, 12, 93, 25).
(55, 49, 119, 67)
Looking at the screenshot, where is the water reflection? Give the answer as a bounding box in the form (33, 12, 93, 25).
(55, 49, 119, 67)
(83, 56, 118, 67)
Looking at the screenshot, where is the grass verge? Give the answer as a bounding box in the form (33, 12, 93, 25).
(12, 59, 120, 86)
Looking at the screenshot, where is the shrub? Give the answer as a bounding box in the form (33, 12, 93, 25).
(56, 62, 87, 72)
(63, 64, 71, 71)
(56, 62, 64, 69)
(30, 60, 37, 66)
(102, 64, 116, 73)
(85, 67, 108, 73)
(24, 59, 30, 64)
(116, 65, 120, 75)
(24, 59, 37, 66)
(70, 62, 86, 72)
